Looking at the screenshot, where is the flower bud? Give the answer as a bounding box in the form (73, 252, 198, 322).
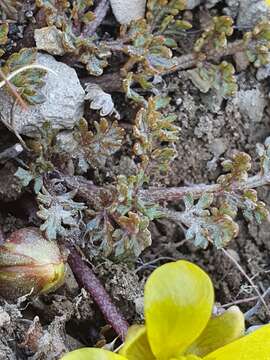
(0, 227, 65, 300)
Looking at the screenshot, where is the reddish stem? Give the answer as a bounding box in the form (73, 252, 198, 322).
(67, 245, 129, 341)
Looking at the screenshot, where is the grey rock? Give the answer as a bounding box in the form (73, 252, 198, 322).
(256, 64, 270, 81)
(186, 0, 201, 9)
(233, 88, 266, 123)
(205, 0, 222, 9)
(224, 0, 240, 19)
(237, 0, 270, 28)
(0, 53, 85, 137)
(209, 138, 228, 157)
(110, 0, 146, 24)
(35, 26, 66, 56)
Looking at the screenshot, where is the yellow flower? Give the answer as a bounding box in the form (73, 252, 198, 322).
(266, 0, 270, 5)
(61, 261, 270, 360)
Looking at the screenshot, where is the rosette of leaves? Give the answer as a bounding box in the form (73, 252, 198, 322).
(1, 48, 47, 104)
(244, 22, 270, 68)
(133, 96, 180, 177)
(37, 186, 86, 240)
(187, 61, 237, 99)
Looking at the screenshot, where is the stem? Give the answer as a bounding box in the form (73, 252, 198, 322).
(67, 245, 129, 341)
(83, 0, 110, 37)
(139, 183, 221, 202)
(62, 172, 270, 205)
(163, 40, 245, 75)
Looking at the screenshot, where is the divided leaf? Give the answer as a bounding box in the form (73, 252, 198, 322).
(182, 193, 239, 248)
(187, 61, 237, 98)
(133, 96, 179, 176)
(37, 187, 86, 240)
(2, 48, 47, 104)
(75, 118, 125, 168)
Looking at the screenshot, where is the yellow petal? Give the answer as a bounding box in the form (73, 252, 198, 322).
(203, 324, 270, 360)
(144, 260, 214, 359)
(120, 325, 155, 359)
(61, 348, 128, 360)
(186, 306, 245, 357)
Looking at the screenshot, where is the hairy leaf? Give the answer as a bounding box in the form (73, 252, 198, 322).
(2, 48, 47, 104)
(37, 187, 86, 240)
(187, 61, 237, 98)
(75, 118, 125, 168)
(133, 96, 179, 176)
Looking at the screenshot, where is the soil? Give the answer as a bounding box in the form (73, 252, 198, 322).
(0, 2, 270, 360)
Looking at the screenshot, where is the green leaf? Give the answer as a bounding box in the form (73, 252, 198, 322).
(0, 23, 8, 46)
(2, 48, 47, 104)
(188, 61, 237, 98)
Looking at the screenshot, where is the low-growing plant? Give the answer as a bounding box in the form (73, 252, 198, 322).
(61, 260, 270, 360)
(0, 0, 270, 357)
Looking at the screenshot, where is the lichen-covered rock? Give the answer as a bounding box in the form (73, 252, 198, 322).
(110, 0, 146, 24)
(237, 0, 270, 28)
(185, 0, 202, 9)
(34, 26, 66, 56)
(0, 53, 85, 137)
(233, 88, 267, 123)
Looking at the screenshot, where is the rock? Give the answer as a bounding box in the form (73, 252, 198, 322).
(205, 0, 222, 8)
(256, 64, 270, 81)
(34, 26, 66, 56)
(186, 0, 201, 9)
(233, 88, 266, 123)
(0, 309, 10, 328)
(224, 0, 240, 19)
(110, 0, 146, 24)
(209, 138, 228, 157)
(237, 0, 270, 28)
(0, 53, 85, 137)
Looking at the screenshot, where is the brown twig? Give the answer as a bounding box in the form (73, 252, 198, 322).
(67, 245, 129, 341)
(83, 0, 110, 37)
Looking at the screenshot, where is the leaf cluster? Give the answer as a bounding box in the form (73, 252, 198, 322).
(74, 117, 125, 170)
(37, 186, 86, 240)
(133, 96, 179, 176)
(1, 48, 47, 104)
